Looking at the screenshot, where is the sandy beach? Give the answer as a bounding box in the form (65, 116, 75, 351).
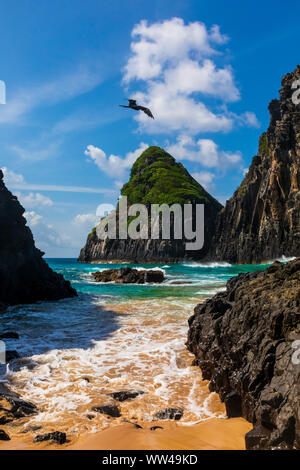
(0, 418, 252, 451)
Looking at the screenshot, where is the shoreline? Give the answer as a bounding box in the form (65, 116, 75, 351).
(0, 418, 252, 451)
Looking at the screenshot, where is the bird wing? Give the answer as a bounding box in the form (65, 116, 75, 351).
(139, 106, 154, 119)
(128, 99, 137, 106)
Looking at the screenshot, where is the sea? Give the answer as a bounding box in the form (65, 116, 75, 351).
(0, 257, 294, 441)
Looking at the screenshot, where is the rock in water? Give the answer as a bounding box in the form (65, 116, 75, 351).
(207, 65, 300, 263)
(33, 431, 67, 445)
(153, 408, 183, 421)
(0, 429, 10, 441)
(78, 146, 222, 263)
(92, 405, 121, 417)
(0, 170, 77, 309)
(92, 267, 164, 284)
(187, 258, 300, 450)
(107, 390, 144, 401)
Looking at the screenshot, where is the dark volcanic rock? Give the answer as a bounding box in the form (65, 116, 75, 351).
(33, 431, 67, 445)
(5, 350, 20, 362)
(0, 383, 38, 425)
(92, 405, 121, 418)
(0, 332, 19, 339)
(187, 258, 300, 449)
(0, 169, 77, 308)
(108, 390, 144, 402)
(0, 429, 10, 441)
(93, 267, 164, 284)
(153, 407, 183, 421)
(79, 146, 222, 263)
(207, 65, 300, 263)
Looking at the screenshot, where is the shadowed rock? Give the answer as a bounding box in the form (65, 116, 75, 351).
(0, 332, 19, 339)
(0, 429, 10, 441)
(93, 267, 164, 284)
(206, 65, 300, 263)
(0, 383, 38, 425)
(0, 169, 77, 309)
(187, 257, 300, 449)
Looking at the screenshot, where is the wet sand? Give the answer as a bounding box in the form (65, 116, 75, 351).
(0, 298, 251, 451)
(0, 418, 252, 450)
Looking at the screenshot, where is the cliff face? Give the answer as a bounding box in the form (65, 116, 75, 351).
(79, 146, 222, 262)
(0, 170, 76, 309)
(187, 258, 300, 450)
(208, 65, 300, 263)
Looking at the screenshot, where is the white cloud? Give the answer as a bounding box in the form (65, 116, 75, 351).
(123, 18, 258, 135)
(239, 111, 260, 128)
(24, 211, 43, 226)
(85, 142, 148, 179)
(166, 135, 242, 169)
(24, 210, 71, 252)
(73, 213, 100, 227)
(164, 59, 239, 101)
(192, 171, 216, 191)
(123, 18, 228, 83)
(15, 192, 54, 209)
(1, 167, 25, 184)
(1, 167, 115, 195)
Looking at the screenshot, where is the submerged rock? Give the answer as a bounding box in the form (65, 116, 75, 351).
(92, 404, 121, 418)
(5, 350, 20, 362)
(0, 383, 37, 425)
(187, 257, 300, 449)
(0, 429, 10, 441)
(0, 332, 19, 339)
(153, 408, 183, 421)
(108, 390, 144, 402)
(33, 431, 67, 445)
(92, 267, 164, 284)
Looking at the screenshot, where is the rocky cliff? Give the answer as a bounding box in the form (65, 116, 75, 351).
(187, 258, 300, 449)
(79, 146, 222, 262)
(207, 65, 300, 263)
(0, 170, 77, 310)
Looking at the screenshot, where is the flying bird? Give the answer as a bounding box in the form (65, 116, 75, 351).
(119, 99, 154, 119)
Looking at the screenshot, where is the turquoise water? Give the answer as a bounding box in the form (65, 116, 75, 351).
(0, 257, 291, 438)
(47, 258, 271, 300)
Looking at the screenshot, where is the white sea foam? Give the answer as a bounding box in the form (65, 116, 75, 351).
(5, 297, 222, 436)
(183, 262, 232, 268)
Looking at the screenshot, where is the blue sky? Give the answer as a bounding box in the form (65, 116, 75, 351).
(0, 0, 299, 257)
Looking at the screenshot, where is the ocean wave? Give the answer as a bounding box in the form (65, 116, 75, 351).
(182, 262, 232, 268)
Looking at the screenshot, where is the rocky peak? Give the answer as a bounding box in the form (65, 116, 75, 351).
(207, 65, 300, 263)
(79, 146, 222, 262)
(0, 171, 76, 309)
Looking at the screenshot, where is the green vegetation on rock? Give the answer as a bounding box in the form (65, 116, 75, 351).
(259, 132, 269, 154)
(121, 146, 221, 208)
